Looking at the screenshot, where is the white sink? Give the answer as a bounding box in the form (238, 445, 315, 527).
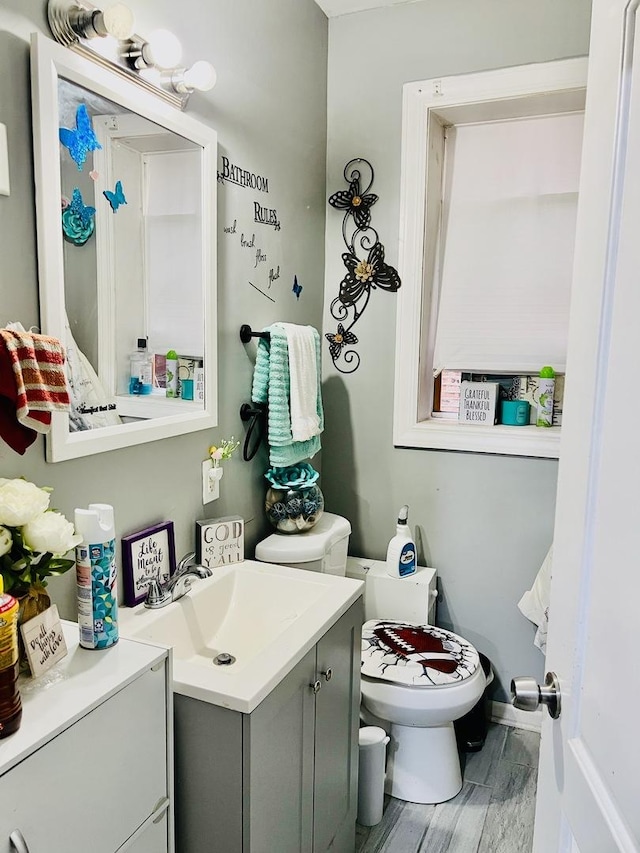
(118, 559, 363, 713)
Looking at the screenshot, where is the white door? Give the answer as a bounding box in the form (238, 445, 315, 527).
(531, 1, 640, 851)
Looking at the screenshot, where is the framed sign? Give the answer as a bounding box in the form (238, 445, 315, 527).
(122, 521, 176, 607)
(196, 516, 244, 569)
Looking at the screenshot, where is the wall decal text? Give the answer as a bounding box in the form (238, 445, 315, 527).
(217, 156, 269, 192)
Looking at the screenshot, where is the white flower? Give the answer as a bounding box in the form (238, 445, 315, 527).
(0, 525, 12, 558)
(0, 479, 50, 526)
(22, 511, 82, 556)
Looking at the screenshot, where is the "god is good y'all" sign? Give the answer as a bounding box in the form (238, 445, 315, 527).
(196, 516, 245, 569)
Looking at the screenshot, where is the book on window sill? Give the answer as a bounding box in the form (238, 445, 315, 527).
(431, 411, 458, 420)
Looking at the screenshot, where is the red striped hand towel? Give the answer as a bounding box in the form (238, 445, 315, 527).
(0, 329, 70, 433)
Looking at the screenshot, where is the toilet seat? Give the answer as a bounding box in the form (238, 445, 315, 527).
(361, 619, 480, 687)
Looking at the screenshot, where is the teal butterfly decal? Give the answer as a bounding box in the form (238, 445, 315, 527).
(292, 275, 303, 300)
(62, 188, 96, 246)
(59, 104, 102, 170)
(103, 180, 127, 212)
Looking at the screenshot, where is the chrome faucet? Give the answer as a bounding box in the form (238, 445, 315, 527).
(144, 552, 213, 609)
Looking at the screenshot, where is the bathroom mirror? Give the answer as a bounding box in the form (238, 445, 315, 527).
(30, 33, 217, 461)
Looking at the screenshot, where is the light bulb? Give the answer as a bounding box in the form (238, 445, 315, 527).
(144, 29, 183, 69)
(100, 3, 135, 39)
(183, 61, 217, 92)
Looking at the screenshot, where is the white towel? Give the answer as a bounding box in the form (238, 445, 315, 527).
(278, 323, 321, 442)
(518, 545, 553, 653)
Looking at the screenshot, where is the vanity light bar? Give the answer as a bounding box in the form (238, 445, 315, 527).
(47, 0, 216, 110)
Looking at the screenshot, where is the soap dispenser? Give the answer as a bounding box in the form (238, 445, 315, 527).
(386, 505, 417, 578)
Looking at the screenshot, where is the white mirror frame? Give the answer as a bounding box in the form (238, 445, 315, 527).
(30, 33, 218, 462)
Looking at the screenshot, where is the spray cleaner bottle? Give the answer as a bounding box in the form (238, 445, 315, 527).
(386, 505, 417, 578)
(74, 504, 119, 650)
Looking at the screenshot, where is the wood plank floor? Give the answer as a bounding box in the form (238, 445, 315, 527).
(356, 724, 540, 853)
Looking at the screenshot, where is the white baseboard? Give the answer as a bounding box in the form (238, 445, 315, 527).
(490, 700, 542, 733)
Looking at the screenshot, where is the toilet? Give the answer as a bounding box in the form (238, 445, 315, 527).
(255, 514, 486, 805)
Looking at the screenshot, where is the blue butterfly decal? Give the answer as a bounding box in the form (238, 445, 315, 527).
(68, 187, 96, 227)
(292, 275, 303, 300)
(103, 180, 127, 212)
(59, 104, 102, 171)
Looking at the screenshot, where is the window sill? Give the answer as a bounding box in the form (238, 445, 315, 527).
(393, 419, 560, 459)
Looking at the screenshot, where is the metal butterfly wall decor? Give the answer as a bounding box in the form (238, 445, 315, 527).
(326, 158, 400, 373)
(59, 104, 102, 171)
(103, 180, 127, 212)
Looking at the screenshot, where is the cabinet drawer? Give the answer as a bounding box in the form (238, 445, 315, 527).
(0, 664, 167, 853)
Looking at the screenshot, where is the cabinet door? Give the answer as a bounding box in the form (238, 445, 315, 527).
(0, 665, 168, 853)
(116, 800, 170, 853)
(313, 600, 363, 853)
(245, 647, 317, 853)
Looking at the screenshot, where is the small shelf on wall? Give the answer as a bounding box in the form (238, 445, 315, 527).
(115, 394, 201, 420)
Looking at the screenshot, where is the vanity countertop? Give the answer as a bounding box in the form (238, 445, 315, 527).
(0, 621, 168, 777)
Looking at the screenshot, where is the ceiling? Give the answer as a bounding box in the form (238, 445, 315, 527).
(314, 0, 417, 17)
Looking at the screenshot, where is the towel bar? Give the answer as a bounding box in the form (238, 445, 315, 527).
(240, 324, 270, 343)
(239, 402, 266, 461)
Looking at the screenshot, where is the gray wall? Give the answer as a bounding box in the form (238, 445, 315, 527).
(0, 0, 593, 705)
(0, 0, 327, 615)
(322, 0, 592, 699)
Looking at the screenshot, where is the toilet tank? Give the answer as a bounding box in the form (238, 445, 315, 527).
(345, 557, 438, 624)
(254, 513, 351, 576)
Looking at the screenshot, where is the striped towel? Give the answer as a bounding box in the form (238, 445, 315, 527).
(0, 329, 70, 433)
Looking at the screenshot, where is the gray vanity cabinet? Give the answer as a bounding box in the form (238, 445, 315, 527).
(174, 598, 363, 853)
(0, 624, 172, 853)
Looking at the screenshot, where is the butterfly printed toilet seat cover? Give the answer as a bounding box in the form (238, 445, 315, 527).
(361, 619, 480, 687)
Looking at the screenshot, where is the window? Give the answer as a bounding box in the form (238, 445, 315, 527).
(393, 59, 587, 457)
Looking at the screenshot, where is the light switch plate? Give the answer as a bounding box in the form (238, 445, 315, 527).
(0, 124, 9, 196)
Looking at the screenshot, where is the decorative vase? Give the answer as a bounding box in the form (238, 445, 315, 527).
(265, 484, 324, 534)
(17, 583, 51, 673)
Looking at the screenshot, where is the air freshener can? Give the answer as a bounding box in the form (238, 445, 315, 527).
(536, 366, 556, 428)
(74, 504, 119, 650)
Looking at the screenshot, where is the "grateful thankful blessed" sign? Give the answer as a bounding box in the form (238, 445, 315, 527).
(458, 381, 499, 425)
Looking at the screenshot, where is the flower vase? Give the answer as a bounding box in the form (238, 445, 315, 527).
(17, 582, 51, 673)
(265, 484, 324, 534)
(208, 465, 223, 500)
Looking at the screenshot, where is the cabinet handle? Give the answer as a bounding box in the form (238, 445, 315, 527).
(9, 830, 30, 853)
(322, 668, 333, 682)
(311, 679, 322, 694)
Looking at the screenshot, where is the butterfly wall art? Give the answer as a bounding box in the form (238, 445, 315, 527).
(59, 104, 102, 171)
(326, 158, 401, 374)
(103, 180, 127, 212)
(62, 187, 96, 246)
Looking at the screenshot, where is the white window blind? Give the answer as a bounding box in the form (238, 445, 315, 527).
(432, 112, 584, 376)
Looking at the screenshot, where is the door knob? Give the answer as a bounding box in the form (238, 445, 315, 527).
(510, 671, 561, 719)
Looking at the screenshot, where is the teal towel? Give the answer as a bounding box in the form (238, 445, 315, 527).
(251, 324, 323, 468)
